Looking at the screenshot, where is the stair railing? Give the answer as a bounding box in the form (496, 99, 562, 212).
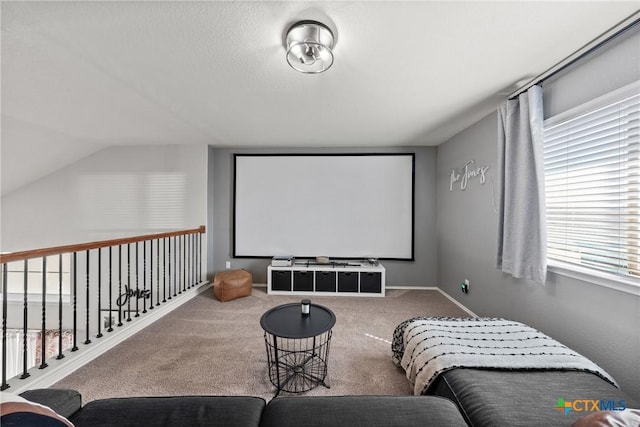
(0, 226, 206, 390)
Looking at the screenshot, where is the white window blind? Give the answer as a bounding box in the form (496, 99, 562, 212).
(543, 82, 639, 281)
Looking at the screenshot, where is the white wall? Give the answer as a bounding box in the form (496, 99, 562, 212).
(1, 145, 209, 331)
(1, 145, 208, 252)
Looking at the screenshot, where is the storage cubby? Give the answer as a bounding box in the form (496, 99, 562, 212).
(315, 271, 337, 292)
(337, 272, 358, 292)
(271, 270, 292, 291)
(267, 262, 385, 297)
(360, 272, 382, 293)
(293, 271, 314, 291)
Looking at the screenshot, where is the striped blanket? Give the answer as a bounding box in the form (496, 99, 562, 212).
(392, 317, 617, 396)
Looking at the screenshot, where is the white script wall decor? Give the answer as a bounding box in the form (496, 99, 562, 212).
(450, 160, 490, 191)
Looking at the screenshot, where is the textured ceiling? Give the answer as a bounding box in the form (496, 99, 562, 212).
(1, 1, 639, 194)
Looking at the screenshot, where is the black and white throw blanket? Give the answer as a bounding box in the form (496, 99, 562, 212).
(392, 317, 617, 396)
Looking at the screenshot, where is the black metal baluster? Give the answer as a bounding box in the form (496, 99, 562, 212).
(149, 240, 153, 310)
(57, 255, 65, 360)
(195, 234, 198, 285)
(21, 259, 30, 379)
(71, 253, 78, 352)
(154, 238, 159, 308)
(178, 236, 184, 294)
(135, 242, 140, 318)
(189, 234, 193, 288)
(39, 257, 48, 369)
(173, 236, 177, 297)
(186, 234, 190, 289)
(184, 235, 188, 290)
(176, 236, 180, 295)
(117, 246, 123, 327)
(192, 234, 196, 285)
(108, 247, 113, 332)
(195, 234, 199, 284)
(97, 249, 103, 338)
(84, 250, 91, 345)
(182, 235, 186, 292)
(127, 244, 132, 322)
(198, 233, 202, 283)
(178, 234, 182, 294)
(2, 263, 9, 390)
(163, 238, 167, 303)
(168, 237, 172, 300)
(178, 235, 184, 294)
(143, 240, 147, 314)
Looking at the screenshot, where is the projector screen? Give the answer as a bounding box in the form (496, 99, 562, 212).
(233, 153, 414, 260)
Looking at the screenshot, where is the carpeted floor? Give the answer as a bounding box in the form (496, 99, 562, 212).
(53, 287, 471, 402)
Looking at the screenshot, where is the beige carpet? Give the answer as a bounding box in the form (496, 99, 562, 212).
(53, 287, 470, 402)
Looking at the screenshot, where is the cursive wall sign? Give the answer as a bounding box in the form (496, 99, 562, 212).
(450, 160, 490, 191)
(116, 285, 151, 307)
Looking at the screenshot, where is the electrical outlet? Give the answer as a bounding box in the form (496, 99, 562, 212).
(461, 279, 470, 294)
(225, 261, 231, 269)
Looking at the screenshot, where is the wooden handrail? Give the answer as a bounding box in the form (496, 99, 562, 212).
(0, 226, 205, 264)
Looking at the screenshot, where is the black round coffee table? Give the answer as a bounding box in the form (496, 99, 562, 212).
(260, 302, 336, 396)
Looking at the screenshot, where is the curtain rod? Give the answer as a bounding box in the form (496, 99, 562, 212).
(509, 11, 640, 100)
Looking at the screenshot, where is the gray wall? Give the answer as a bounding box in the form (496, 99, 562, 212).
(208, 146, 437, 286)
(436, 27, 640, 401)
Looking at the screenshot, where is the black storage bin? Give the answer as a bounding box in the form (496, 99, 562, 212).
(360, 272, 382, 293)
(293, 271, 314, 291)
(315, 271, 337, 292)
(337, 272, 358, 292)
(271, 270, 292, 291)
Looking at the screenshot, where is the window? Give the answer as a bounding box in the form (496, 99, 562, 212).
(543, 81, 639, 284)
(77, 172, 187, 231)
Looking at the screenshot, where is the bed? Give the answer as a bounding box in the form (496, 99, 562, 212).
(392, 317, 638, 426)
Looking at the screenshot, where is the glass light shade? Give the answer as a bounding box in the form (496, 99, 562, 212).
(286, 21, 335, 74)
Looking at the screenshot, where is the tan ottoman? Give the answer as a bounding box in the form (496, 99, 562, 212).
(213, 269, 252, 302)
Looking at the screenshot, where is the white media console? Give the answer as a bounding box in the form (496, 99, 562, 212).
(267, 262, 385, 297)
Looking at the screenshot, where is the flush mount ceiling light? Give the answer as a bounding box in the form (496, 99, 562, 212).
(286, 20, 335, 74)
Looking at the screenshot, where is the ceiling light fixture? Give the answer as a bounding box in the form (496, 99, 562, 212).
(286, 20, 335, 74)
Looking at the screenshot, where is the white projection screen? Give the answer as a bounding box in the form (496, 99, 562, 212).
(233, 154, 414, 260)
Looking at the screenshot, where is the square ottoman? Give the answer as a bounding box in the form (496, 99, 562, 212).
(213, 269, 252, 302)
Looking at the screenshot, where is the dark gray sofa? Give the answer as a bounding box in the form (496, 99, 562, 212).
(18, 389, 468, 427)
(428, 369, 640, 427)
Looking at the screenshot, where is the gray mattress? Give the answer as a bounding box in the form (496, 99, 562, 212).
(428, 368, 639, 427)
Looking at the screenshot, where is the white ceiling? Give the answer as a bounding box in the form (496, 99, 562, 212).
(1, 1, 639, 194)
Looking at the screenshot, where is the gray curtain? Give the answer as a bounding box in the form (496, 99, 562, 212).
(496, 85, 547, 285)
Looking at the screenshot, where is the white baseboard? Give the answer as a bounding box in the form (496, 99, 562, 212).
(7, 282, 212, 394)
(433, 288, 478, 317)
(386, 285, 478, 317)
(254, 282, 477, 317)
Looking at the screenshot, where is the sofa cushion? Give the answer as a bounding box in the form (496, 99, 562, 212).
(429, 369, 639, 427)
(69, 396, 265, 427)
(20, 388, 82, 419)
(259, 395, 468, 427)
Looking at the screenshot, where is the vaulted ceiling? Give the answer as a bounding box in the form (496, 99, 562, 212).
(1, 1, 638, 194)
